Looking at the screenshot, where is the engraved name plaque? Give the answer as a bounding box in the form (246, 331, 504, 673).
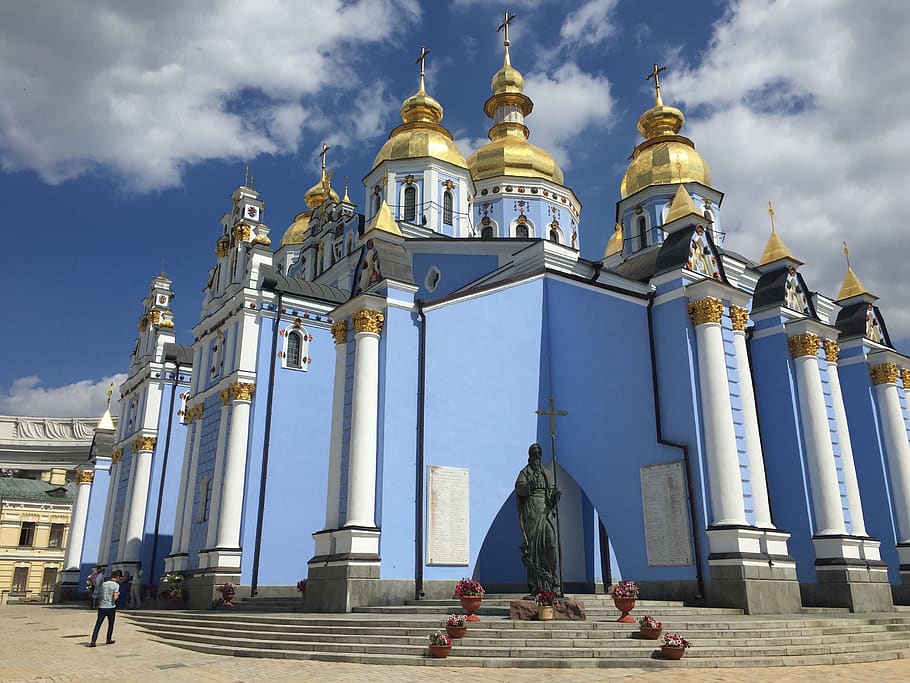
(640, 461, 693, 566)
(427, 465, 469, 566)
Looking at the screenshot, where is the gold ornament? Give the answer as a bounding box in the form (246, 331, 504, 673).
(823, 340, 840, 363)
(232, 224, 251, 242)
(252, 234, 271, 246)
(687, 297, 724, 326)
(729, 306, 749, 332)
(331, 320, 349, 345)
(220, 388, 232, 406)
(216, 240, 230, 258)
(138, 314, 148, 332)
(232, 381, 256, 402)
(133, 436, 158, 452)
(195, 403, 205, 421)
(352, 308, 384, 335)
(111, 449, 123, 463)
(77, 471, 95, 484)
(787, 333, 821, 359)
(147, 310, 161, 325)
(870, 362, 899, 385)
(901, 368, 910, 388)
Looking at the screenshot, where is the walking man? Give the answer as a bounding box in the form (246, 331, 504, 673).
(90, 569, 122, 647)
(129, 562, 143, 609)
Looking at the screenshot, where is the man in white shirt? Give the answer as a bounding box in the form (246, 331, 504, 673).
(89, 570, 122, 647)
(128, 563, 143, 609)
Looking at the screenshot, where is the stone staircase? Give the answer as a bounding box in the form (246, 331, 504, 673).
(124, 595, 910, 669)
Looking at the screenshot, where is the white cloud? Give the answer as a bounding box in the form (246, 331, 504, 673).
(0, 0, 419, 191)
(0, 375, 127, 418)
(664, 0, 910, 343)
(560, 0, 619, 47)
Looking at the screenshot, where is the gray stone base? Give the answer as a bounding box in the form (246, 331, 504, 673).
(178, 570, 242, 610)
(305, 563, 382, 612)
(509, 599, 586, 620)
(707, 562, 802, 614)
(801, 565, 894, 612)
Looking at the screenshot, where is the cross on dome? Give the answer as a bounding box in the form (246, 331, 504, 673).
(498, 11, 517, 64)
(416, 46, 430, 92)
(647, 63, 666, 107)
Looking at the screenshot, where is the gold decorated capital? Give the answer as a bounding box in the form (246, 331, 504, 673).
(216, 240, 230, 258)
(352, 308, 384, 335)
(132, 436, 157, 452)
(232, 224, 251, 242)
(901, 368, 910, 388)
(231, 381, 256, 402)
(823, 340, 840, 363)
(870, 362, 899, 385)
(788, 333, 821, 359)
(76, 471, 95, 484)
(138, 314, 148, 332)
(688, 297, 724, 326)
(220, 388, 232, 405)
(147, 310, 161, 326)
(729, 306, 749, 332)
(331, 320, 349, 345)
(194, 403, 205, 421)
(111, 448, 123, 463)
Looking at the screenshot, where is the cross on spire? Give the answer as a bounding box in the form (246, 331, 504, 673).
(536, 395, 568, 437)
(498, 10, 517, 64)
(843, 241, 851, 269)
(647, 63, 666, 106)
(319, 142, 330, 172)
(767, 200, 776, 232)
(416, 45, 430, 92)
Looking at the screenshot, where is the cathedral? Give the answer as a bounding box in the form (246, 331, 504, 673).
(65, 20, 910, 615)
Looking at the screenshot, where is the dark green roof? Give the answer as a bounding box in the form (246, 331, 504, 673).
(0, 477, 75, 504)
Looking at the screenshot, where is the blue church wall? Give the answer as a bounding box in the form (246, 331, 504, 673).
(840, 358, 900, 581)
(80, 459, 111, 579)
(240, 313, 335, 585)
(375, 299, 420, 577)
(750, 331, 817, 582)
(411, 252, 500, 301)
(186, 391, 224, 569)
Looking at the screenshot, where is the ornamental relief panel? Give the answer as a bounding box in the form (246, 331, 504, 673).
(787, 333, 821, 359)
(352, 308, 384, 335)
(687, 297, 724, 326)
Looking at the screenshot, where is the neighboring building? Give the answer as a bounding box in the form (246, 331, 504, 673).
(88, 17, 910, 615)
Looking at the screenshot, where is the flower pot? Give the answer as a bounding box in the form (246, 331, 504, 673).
(445, 624, 467, 639)
(661, 645, 686, 660)
(613, 596, 636, 623)
(639, 626, 662, 640)
(429, 644, 452, 658)
(460, 595, 482, 622)
(222, 590, 235, 607)
(538, 605, 555, 621)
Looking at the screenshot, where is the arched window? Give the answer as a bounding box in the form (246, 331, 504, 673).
(443, 190, 454, 226)
(549, 228, 561, 243)
(286, 331, 302, 368)
(481, 226, 494, 239)
(404, 186, 417, 222)
(637, 216, 647, 250)
(516, 224, 529, 238)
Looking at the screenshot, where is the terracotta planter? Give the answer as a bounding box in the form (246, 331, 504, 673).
(222, 590, 235, 607)
(661, 645, 686, 660)
(460, 595, 482, 622)
(538, 605, 555, 621)
(445, 624, 467, 639)
(639, 626, 662, 640)
(613, 596, 636, 623)
(429, 644, 452, 658)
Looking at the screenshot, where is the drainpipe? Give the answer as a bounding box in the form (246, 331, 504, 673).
(251, 282, 282, 597)
(646, 292, 705, 599)
(414, 300, 427, 600)
(149, 356, 180, 578)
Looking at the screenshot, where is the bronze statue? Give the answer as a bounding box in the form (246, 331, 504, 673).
(515, 443, 561, 596)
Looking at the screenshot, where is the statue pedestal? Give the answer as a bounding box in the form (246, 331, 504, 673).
(509, 598, 586, 621)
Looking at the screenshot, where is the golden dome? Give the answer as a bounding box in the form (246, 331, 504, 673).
(491, 62, 524, 94)
(303, 169, 339, 210)
(279, 210, 312, 247)
(621, 90, 711, 198)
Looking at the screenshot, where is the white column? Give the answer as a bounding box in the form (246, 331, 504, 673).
(730, 306, 773, 529)
(688, 298, 747, 526)
(121, 436, 157, 562)
(344, 309, 383, 528)
(872, 363, 910, 543)
(98, 449, 122, 567)
(825, 340, 867, 536)
(215, 382, 255, 549)
(63, 470, 94, 572)
(789, 333, 846, 536)
(204, 391, 232, 550)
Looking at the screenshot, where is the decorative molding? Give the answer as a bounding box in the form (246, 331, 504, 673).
(111, 448, 123, 463)
(902, 368, 910, 388)
(132, 435, 157, 452)
(138, 314, 148, 332)
(220, 388, 232, 406)
(729, 305, 749, 332)
(195, 404, 205, 421)
(252, 234, 271, 246)
(76, 471, 95, 484)
(147, 310, 161, 325)
(352, 308, 384, 335)
(870, 362, 899, 386)
(823, 339, 840, 364)
(788, 333, 821, 359)
(687, 297, 724, 326)
(331, 320, 349, 345)
(216, 240, 230, 258)
(231, 381, 256, 402)
(232, 224, 251, 242)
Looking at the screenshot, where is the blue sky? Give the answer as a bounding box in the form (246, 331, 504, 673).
(1, 0, 908, 416)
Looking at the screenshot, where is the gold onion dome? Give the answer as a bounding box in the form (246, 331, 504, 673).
(466, 17, 563, 184)
(371, 47, 467, 170)
(621, 65, 711, 198)
(281, 145, 339, 246)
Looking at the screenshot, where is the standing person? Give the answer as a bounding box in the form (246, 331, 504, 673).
(129, 563, 143, 609)
(91, 566, 105, 609)
(90, 570, 122, 647)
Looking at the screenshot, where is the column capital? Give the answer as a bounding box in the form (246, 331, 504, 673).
(231, 381, 256, 402)
(902, 368, 910, 388)
(331, 320, 349, 345)
(870, 362, 900, 385)
(823, 339, 840, 363)
(132, 436, 157, 452)
(352, 308, 384, 335)
(688, 297, 724, 326)
(76, 471, 95, 484)
(111, 448, 123, 463)
(216, 239, 230, 258)
(729, 305, 749, 331)
(788, 332, 820, 358)
(220, 388, 232, 405)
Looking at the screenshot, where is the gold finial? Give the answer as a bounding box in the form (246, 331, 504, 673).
(416, 46, 430, 93)
(498, 10, 517, 66)
(647, 63, 666, 107)
(843, 241, 851, 269)
(343, 175, 351, 203)
(243, 164, 250, 187)
(106, 383, 114, 407)
(767, 201, 775, 231)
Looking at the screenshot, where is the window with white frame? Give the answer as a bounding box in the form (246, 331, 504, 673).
(281, 322, 311, 371)
(636, 215, 648, 250)
(403, 185, 417, 222)
(443, 190, 454, 225)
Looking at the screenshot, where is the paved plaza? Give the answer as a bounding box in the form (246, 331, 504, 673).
(4, 604, 910, 682)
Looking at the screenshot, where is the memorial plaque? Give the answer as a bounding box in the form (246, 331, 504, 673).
(427, 465, 469, 566)
(640, 461, 693, 566)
